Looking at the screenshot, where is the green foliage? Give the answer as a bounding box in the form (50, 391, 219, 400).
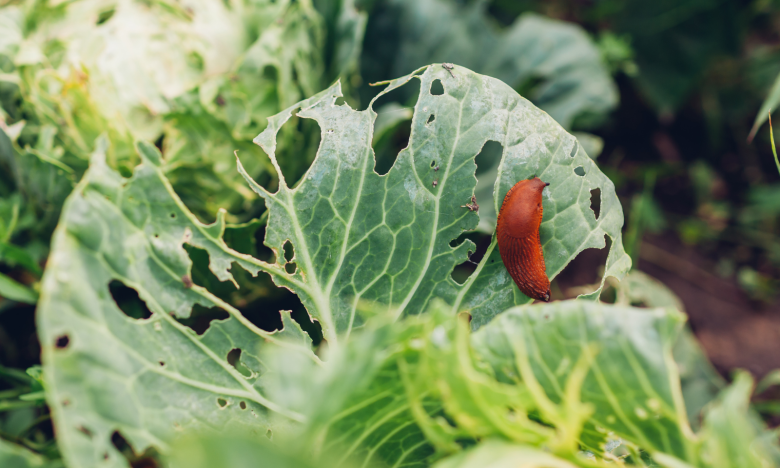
(0, 272, 37, 303)
(166, 300, 775, 468)
(0, 363, 61, 466)
(33, 64, 778, 468)
(769, 113, 780, 176)
(0, 0, 364, 226)
(607, 0, 741, 113)
(362, 0, 618, 130)
(750, 73, 780, 142)
(0, 1, 777, 466)
(37, 138, 316, 468)
(0, 437, 62, 468)
(242, 64, 629, 339)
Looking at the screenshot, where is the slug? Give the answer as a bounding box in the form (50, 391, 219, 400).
(496, 177, 551, 302)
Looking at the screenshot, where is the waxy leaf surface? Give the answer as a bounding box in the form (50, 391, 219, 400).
(242, 63, 630, 337)
(37, 141, 314, 468)
(39, 64, 630, 467)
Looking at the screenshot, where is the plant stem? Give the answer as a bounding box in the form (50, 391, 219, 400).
(625, 170, 656, 267)
(769, 113, 780, 176)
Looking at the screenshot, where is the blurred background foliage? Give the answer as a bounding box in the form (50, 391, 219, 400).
(1, 0, 780, 464)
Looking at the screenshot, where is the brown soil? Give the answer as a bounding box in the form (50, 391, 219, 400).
(638, 234, 780, 379)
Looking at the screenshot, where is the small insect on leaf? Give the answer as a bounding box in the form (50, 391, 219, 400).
(496, 178, 551, 302)
(442, 63, 455, 78)
(461, 195, 479, 212)
(182, 275, 193, 289)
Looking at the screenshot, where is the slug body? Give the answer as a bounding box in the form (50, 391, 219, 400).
(496, 177, 551, 302)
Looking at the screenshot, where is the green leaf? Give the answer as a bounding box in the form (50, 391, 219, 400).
(365, 0, 618, 130)
(610, 0, 738, 113)
(37, 139, 317, 468)
(4, 0, 357, 224)
(615, 270, 685, 312)
(312, 0, 367, 82)
(0, 437, 61, 468)
(266, 299, 587, 467)
(240, 64, 630, 341)
(264, 314, 437, 467)
(749, 70, 780, 141)
(264, 300, 740, 468)
(472, 301, 698, 462)
(610, 270, 723, 429)
(695, 371, 779, 468)
(432, 440, 579, 468)
(165, 433, 328, 468)
(40, 64, 630, 467)
(756, 369, 780, 395)
(372, 102, 414, 145)
(0, 272, 37, 304)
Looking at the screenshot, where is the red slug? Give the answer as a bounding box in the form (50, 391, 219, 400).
(496, 177, 551, 302)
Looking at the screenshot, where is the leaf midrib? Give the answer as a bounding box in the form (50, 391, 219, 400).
(394, 79, 471, 318)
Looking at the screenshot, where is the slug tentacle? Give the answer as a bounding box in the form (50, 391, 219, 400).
(496, 177, 551, 302)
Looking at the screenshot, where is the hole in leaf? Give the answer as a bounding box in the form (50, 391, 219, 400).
(109, 280, 153, 320)
(111, 430, 161, 468)
(371, 79, 419, 176)
(77, 426, 93, 438)
(266, 429, 273, 439)
(569, 143, 578, 158)
(473, 140, 504, 215)
(335, 96, 347, 106)
(217, 398, 228, 408)
(449, 233, 492, 284)
(373, 119, 412, 176)
(153, 134, 164, 152)
(224, 216, 264, 258)
(430, 79, 444, 95)
(237, 286, 286, 333)
(226, 348, 253, 378)
(189, 241, 323, 347)
(175, 304, 229, 335)
(451, 257, 474, 285)
(426, 114, 435, 124)
(250, 214, 276, 263)
(285, 262, 297, 274)
(551, 234, 611, 300)
(240, 401, 247, 410)
(291, 309, 323, 348)
(574, 166, 586, 177)
(273, 114, 321, 190)
(458, 311, 472, 324)
(599, 276, 619, 305)
(590, 188, 601, 220)
(170, 213, 176, 219)
(283, 241, 295, 263)
(55, 334, 70, 349)
(184, 245, 239, 299)
(475, 140, 503, 176)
